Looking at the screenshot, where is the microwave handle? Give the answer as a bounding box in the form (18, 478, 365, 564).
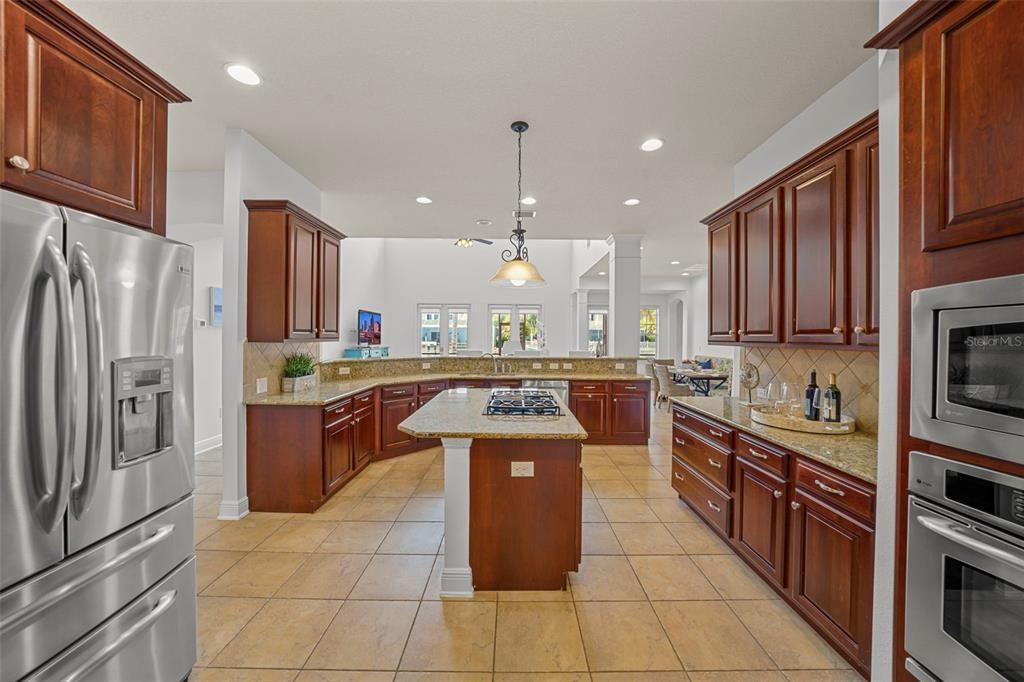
(917, 514, 1024, 572)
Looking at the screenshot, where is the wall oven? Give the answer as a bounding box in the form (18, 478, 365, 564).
(911, 273, 1024, 464)
(905, 451, 1024, 682)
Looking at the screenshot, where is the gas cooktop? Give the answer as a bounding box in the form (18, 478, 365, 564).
(484, 389, 563, 416)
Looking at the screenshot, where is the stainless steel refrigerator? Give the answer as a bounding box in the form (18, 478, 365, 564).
(1, 190, 197, 681)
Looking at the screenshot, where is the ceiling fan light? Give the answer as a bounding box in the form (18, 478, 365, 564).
(489, 259, 546, 288)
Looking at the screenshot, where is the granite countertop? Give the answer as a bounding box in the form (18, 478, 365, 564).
(245, 373, 651, 407)
(397, 388, 588, 440)
(669, 396, 878, 484)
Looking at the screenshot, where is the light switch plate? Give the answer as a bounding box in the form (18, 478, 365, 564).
(532, 362, 542, 369)
(511, 461, 534, 477)
(615, 362, 625, 370)
(338, 367, 351, 375)
(422, 362, 431, 369)
(256, 377, 268, 394)
(562, 363, 573, 369)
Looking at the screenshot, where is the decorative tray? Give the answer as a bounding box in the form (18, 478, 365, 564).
(749, 405, 856, 435)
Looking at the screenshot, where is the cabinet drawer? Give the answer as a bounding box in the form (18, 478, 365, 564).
(672, 427, 730, 492)
(736, 433, 789, 477)
(673, 407, 734, 450)
(323, 398, 352, 424)
(672, 458, 732, 537)
(452, 379, 489, 389)
(795, 460, 875, 523)
(418, 380, 447, 395)
(571, 381, 609, 394)
(381, 384, 416, 400)
(352, 390, 374, 410)
(612, 381, 649, 394)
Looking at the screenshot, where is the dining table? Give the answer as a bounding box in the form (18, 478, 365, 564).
(670, 367, 730, 396)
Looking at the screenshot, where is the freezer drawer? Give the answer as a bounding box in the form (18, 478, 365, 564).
(25, 557, 197, 682)
(0, 496, 193, 681)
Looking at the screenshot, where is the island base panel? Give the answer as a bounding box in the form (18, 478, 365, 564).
(469, 439, 582, 591)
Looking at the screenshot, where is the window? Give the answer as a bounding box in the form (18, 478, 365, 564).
(588, 309, 608, 355)
(640, 307, 659, 357)
(419, 304, 470, 356)
(489, 304, 543, 354)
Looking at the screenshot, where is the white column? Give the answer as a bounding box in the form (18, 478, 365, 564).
(606, 234, 643, 357)
(575, 289, 590, 351)
(441, 436, 474, 597)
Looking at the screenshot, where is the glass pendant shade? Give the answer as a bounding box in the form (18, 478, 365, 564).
(489, 258, 546, 288)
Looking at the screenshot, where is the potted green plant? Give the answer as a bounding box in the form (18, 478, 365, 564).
(281, 352, 317, 393)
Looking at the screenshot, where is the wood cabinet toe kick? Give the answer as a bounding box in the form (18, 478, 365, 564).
(670, 404, 876, 677)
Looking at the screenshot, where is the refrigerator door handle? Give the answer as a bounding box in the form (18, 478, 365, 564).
(57, 589, 178, 682)
(24, 235, 77, 533)
(68, 243, 104, 518)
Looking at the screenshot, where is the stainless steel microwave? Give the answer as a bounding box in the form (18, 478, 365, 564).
(911, 273, 1024, 465)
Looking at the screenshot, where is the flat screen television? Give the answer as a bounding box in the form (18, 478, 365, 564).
(358, 309, 382, 345)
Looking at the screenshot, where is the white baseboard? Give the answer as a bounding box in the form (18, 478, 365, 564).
(195, 433, 223, 454)
(439, 567, 474, 598)
(217, 496, 249, 520)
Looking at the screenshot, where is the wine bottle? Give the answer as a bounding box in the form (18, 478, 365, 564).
(823, 373, 842, 423)
(804, 369, 820, 421)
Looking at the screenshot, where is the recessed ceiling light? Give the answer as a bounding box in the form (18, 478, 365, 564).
(598, 271, 607, 276)
(682, 272, 690, 276)
(520, 197, 537, 205)
(225, 63, 261, 86)
(623, 198, 640, 206)
(670, 260, 680, 265)
(640, 138, 664, 152)
(476, 219, 492, 226)
(415, 196, 432, 204)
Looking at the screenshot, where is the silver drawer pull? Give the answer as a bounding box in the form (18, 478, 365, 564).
(814, 479, 846, 497)
(773, 490, 783, 498)
(624, 385, 637, 390)
(707, 500, 721, 513)
(709, 429, 724, 438)
(361, 396, 370, 402)
(392, 390, 407, 395)
(673, 472, 684, 481)
(707, 458, 722, 469)
(747, 449, 768, 460)
(674, 437, 685, 446)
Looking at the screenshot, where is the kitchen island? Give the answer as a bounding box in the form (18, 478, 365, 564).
(399, 388, 587, 596)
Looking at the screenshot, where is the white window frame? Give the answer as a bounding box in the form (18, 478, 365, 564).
(488, 304, 544, 354)
(639, 306, 660, 358)
(417, 304, 471, 356)
(587, 307, 609, 355)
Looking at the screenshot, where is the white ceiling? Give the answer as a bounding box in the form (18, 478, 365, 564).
(69, 0, 876, 276)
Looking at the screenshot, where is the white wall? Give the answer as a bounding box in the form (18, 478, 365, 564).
(733, 57, 879, 195)
(333, 238, 576, 358)
(220, 129, 323, 519)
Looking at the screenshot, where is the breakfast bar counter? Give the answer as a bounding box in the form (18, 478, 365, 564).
(399, 388, 586, 595)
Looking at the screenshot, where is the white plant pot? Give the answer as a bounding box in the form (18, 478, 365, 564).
(282, 374, 317, 393)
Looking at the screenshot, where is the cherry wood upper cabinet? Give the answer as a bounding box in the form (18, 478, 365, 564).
(736, 190, 783, 343)
(784, 150, 847, 345)
(851, 131, 880, 347)
(707, 215, 737, 343)
(2, 0, 188, 234)
(245, 200, 345, 343)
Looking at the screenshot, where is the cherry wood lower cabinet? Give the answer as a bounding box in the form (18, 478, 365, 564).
(670, 404, 875, 676)
(569, 380, 651, 444)
(323, 416, 355, 496)
(352, 401, 375, 470)
(379, 393, 418, 456)
(569, 393, 607, 438)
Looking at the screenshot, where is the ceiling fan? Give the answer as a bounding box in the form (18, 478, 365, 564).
(454, 238, 493, 248)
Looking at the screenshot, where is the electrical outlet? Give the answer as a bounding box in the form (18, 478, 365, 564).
(422, 362, 431, 370)
(532, 362, 542, 369)
(549, 362, 559, 370)
(338, 367, 351, 375)
(256, 377, 268, 394)
(562, 363, 573, 370)
(615, 362, 625, 370)
(510, 461, 534, 477)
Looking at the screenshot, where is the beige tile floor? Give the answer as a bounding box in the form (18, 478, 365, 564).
(191, 407, 862, 681)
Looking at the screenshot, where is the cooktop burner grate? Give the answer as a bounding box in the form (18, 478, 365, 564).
(484, 389, 563, 416)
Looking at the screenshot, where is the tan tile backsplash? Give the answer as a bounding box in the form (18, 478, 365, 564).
(739, 347, 879, 433)
(243, 342, 323, 398)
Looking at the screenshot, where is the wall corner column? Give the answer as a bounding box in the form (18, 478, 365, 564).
(606, 234, 643, 357)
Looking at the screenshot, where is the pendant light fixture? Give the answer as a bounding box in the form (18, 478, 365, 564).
(489, 121, 546, 288)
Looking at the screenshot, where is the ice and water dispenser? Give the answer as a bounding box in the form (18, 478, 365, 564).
(113, 356, 174, 466)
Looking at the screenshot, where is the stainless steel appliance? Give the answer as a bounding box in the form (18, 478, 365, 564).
(1, 190, 196, 681)
(521, 379, 569, 405)
(484, 388, 563, 416)
(911, 273, 1024, 463)
(905, 451, 1024, 682)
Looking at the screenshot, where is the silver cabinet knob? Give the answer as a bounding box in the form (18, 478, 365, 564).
(773, 489, 783, 498)
(790, 501, 801, 510)
(673, 472, 684, 481)
(8, 155, 30, 170)
(728, 329, 735, 334)
(737, 329, 745, 335)
(832, 326, 843, 335)
(854, 325, 865, 334)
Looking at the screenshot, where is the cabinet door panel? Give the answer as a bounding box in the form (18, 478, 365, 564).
(784, 151, 847, 345)
(733, 459, 787, 586)
(380, 399, 416, 451)
(323, 419, 354, 496)
(287, 217, 318, 340)
(318, 232, 340, 339)
(570, 394, 607, 439)
(708, 215, 737, 343)
(789, 489, 873, 668)
(851, 131, 880, 347)
(3, 3, 160, 231)
(919, 0, 1024, 250)
(610, 394, 648, 439)
(737, 190, 783, 343)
